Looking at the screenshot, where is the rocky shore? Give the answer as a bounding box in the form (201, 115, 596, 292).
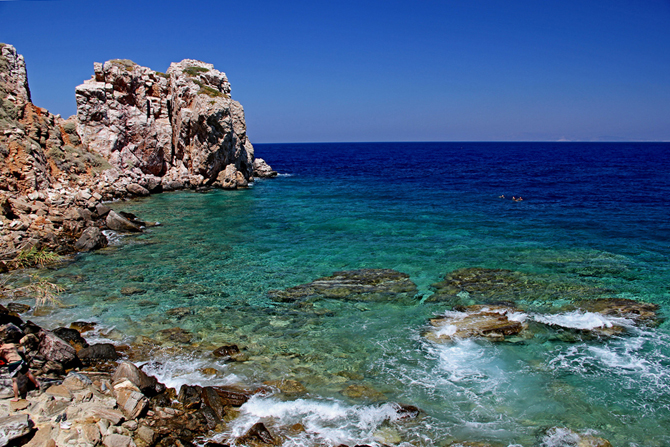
(0, 43, 276, 268)
(0, 266, 645, 446)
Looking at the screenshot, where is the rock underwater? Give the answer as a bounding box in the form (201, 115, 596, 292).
(268, 269, 419, 303)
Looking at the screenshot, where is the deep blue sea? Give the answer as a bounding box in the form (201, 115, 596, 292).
(26, 142, 670, 446)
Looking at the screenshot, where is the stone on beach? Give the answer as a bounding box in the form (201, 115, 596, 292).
(268, 268, 418, 303)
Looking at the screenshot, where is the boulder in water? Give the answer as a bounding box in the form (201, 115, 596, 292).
(426, 305, 526, 342)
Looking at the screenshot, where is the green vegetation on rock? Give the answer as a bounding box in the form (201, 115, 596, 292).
(192, 79, 227, 98)
(184, 66, 210, 77)
(110, 59, 137, 71)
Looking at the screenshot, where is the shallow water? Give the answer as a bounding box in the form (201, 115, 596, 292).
(16, 142, 670, 446)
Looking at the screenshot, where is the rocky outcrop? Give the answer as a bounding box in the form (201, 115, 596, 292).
(426, 305, 527, 342)
(76, 58, 256, 189)
(0, 43, 275, 264)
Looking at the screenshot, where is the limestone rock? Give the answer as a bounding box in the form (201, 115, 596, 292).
(106, 210, 142, 232)
(426, 305, 526, 342)
(75, 226, 108, 251)
(253, 158, 278, 178)
(75, 57, 256, 186)
(269, 269, 418, 303)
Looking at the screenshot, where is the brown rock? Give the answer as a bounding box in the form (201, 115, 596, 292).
(212, 386, 252, 406)
(38, 330, 77, 365)
(426, 305, 525, 342)
(201, 386, 227, 420)
(238, 422, 276, 446)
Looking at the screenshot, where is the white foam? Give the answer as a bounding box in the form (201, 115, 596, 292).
(435, 324, 458, 337)
(533, 311, 632, 330)
(137, 356, 239, 391)
(223, 395, 403, 447)
(102, 229, 123, 246)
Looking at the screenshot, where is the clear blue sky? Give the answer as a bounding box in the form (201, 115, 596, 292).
(2, 0, 669, 142)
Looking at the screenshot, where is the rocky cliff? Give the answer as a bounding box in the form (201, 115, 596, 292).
(75, 58, 269, 190)
(0, 43, 275, 265)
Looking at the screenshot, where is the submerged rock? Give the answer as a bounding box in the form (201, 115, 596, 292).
(542, 427, 612, 447)
(426, 305, 526, 342)
(575, 298, 658, 324)
(268, 269, 418, 303)
(429, 267, 610, 305)
(75, 226, 108, 252)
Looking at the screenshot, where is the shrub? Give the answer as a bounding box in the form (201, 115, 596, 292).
(184, 66, 210, 77)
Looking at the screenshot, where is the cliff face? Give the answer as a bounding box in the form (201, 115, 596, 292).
(0, 44, 274, 263)
(75, 58, 255, 189)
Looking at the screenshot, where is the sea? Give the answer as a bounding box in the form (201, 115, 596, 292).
(21, 142, 670, 446)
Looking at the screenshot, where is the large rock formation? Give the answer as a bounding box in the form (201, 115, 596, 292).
(75, 58, 255, 189)
(0, 43, 274, 263)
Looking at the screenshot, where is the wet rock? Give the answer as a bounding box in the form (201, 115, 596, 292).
(576, 298, 658, 324)
(202, 386, 227, 420)
(447, 443, 493, 447)
(106, 211, 142, 232)
(542, 427, 612, 447)
(112, 361, 163, 396)
(429, 267, 610, 305)
(426, 305, 525, 342)
(121, 287, 146, 296)
(166, 307, 193, 320)
(70, 321, 97, 333)
(340, 384, 385, 401)
(178, 384, 203, 410)
(395, 403, 421, 419)
(53, 326, 89, 351)
(7, 303, 30, 314)
(212, 344, 241, 361)
(75, 226, 108, 251)
(0, 414, 34, 446)
(78, 343, 119, 362)
(156, 327, 193, 344)
(212, 386, 252, 406)
(238, 422, 276, 446)
(263, 379, 306, 395)
(269, 269, 418, 303)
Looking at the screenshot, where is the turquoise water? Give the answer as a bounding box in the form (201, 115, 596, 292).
(19, 143, 670, 446)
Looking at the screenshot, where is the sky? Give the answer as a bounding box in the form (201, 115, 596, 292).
(1, 0, 669, 143)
